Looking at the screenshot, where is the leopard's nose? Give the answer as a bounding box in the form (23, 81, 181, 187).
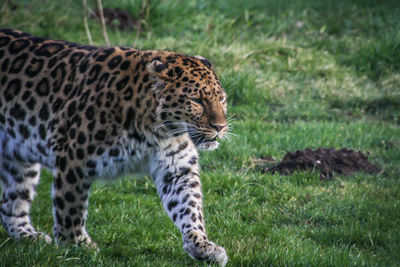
(210, 123, 227, 132)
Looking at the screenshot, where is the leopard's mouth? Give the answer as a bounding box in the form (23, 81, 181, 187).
(195, 136, 217, 144)
(188, 130, 216, 143)
(188, 131, 219, 151)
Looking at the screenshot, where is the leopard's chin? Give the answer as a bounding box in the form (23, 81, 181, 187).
(196, 140, 219, 151)
(191, 135, 219, 151)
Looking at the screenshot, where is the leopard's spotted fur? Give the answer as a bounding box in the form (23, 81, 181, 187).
(0, 29, 228, 266)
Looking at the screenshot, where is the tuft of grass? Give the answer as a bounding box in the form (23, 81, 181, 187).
(1, 0, 400, 266)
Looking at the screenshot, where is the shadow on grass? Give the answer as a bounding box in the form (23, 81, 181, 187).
(329, 96, 400, 123)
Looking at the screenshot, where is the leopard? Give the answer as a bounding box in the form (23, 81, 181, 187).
(0, 29, 228, 266)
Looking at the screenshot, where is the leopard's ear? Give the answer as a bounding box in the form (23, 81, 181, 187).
(194, 55, 212, 68)
(147, 59, 172, 81)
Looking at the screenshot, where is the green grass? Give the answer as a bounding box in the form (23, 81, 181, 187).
(1, 0, 400, 266)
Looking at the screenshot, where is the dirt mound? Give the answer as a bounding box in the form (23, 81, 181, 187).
(92, 8, 138, 31)
(266, 148, 380, 179)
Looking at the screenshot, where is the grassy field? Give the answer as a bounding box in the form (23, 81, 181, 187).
(1, 0, 400, 266)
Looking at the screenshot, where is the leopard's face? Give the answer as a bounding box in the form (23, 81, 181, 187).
(149, 55, 228, 150)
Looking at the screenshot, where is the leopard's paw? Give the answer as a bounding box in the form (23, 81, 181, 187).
(18, 231, 52, 244)
(35, 232, 52, 244)
(54, 230, 97, 250)
(79, 236, 98, 250)
(184, 240, 228, 267)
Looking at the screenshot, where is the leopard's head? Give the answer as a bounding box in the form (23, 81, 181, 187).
(148, 54, 228, 151)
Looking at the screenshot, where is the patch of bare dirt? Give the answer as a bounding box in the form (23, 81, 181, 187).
(263, 148, 381, 179)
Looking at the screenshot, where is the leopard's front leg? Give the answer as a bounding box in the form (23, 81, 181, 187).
(152, 137, 228, 266)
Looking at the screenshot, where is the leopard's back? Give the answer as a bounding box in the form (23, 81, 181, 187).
(0, 29, 97, 168)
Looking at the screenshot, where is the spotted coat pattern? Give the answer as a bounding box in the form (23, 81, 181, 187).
(0, 29, 228, 266)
